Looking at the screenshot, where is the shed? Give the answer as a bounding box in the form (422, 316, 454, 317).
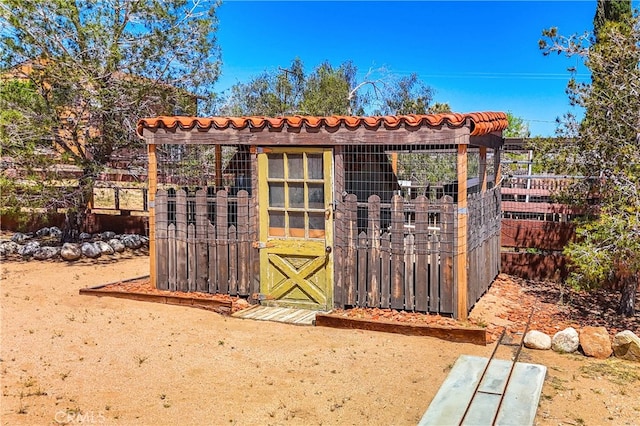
(137, 112, 508, 319)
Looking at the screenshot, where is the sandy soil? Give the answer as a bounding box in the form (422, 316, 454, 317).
(1, 256, 639, 425)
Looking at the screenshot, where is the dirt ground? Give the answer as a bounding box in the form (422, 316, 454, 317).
(1, 256, 639, 425)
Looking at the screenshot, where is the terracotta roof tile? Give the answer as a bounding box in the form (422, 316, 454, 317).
(137, 112, 508, 138)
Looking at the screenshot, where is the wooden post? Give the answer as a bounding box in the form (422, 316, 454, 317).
(391, 152, 398, 176)
(215, 144, 223, 188)
(479, 146, 487, 193)
(148, 143, 157, 288)
(456, 142, 469, 320)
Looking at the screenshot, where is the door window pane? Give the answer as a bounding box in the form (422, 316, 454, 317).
(268, 154, 284, 179)
(307, 154, 323, 179)
(289, 212, 305, 237)
(288, 154, 303, 179)
(289, 183, 304, 208)
(308, 183, 324, 209)
(269, 211, 285, 236)
(308, 212, 325, 238)
(269, 182, 284, 207)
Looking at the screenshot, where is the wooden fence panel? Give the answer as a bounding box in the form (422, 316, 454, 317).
(237, 191, 250, 296)
(176, 190, 188, 292)
(358, 232, 367, 305)
(440, 196, 455, 314)
(216, 190, 229, 294)
(168, 223, 177, 291)
(155, 190, 168, 290)
(380, 232, 391, 309)
(196, 190, 208, 292)
(367, 195, 381, 307)
(229, 225, 238, 296)
(207, 222, 217, 293)
(429, 233, 440, 313)
(414, 196, 429, 312)
(390, 195, 404, 309)
(345, 194, 358, 306)
(404, 233, 415, 311)
(188, 223, 196, 292)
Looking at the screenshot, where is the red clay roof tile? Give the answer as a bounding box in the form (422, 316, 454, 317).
(137, 112, 508, 138)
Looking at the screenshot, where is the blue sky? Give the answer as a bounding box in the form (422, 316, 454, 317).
(214, 1, 630, 136)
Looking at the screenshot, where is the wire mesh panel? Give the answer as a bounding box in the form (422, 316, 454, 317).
(154, 143, 255, 296)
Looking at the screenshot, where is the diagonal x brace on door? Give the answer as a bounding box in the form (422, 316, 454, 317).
(268, 254, 328, 304)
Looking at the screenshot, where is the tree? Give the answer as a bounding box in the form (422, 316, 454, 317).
(218, 59, 440, 117)
(539, 8, 640, 315)
(503, 112, 530, 138)
(0, 0, 221, 240)
(594, 0, 632, 41)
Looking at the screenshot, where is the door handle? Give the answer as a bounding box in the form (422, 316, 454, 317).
(325, 246, 332, 254)
(325, 209, 331, 220)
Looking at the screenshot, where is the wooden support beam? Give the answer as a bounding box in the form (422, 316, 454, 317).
(479, 146, 487, 193)
(456, 144, 468, 320)
(148, 144, 158, 288)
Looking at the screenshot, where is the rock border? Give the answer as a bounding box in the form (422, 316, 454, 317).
(0, 228, 148, 262)
(524, 327, 639, 362)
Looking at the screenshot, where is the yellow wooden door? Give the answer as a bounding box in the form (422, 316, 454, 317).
(258, 148, 333, 311)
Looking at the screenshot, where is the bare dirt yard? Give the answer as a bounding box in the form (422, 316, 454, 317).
(1, 255, 639, 425)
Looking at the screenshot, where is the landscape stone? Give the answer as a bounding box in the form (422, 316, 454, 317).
(81, 242, 102, 259)
(18, 241, 41, 257)
(579, 326, 612, 359)
(95, 240, 115, 255)
(101, 231, 116, 240)
(108, 238, 125, 253)
(612, 330, 640, 362)
(11, 232, 31, 244)
(60, 243, 82, 261)
(122, 234, 142, 249)
(35, 227, 50, 237)
(48, 227, 62, 238)
(79, 232, 92, 242)
(33, 246, 61, 260)
(552, 327, 580, 354)
(0, 241, 20, 256)
(524, 330, 552, 350)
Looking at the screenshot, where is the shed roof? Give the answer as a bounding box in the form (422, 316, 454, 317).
(137, 112, 508, 138)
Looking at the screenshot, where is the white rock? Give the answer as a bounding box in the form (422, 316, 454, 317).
(60, 243, 82, 261)
(33, 246, 61, 260)
(108, 238, 125, 253)
(81, 242, 101, 259)
(95, 240, 115, 255)
(524, 330, 552, 350)
(552, 327, 580, 354)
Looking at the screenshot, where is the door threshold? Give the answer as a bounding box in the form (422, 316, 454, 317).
(232, 305, 329, 326)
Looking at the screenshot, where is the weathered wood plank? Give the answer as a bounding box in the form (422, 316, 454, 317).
(168, 223, 177, 291)
(380, 232, 391, 309)
(229, 225, 238, 296)
(404, 233, 415, 311)
(429, 232, 440, 313)
(196, 189, 208, 293)
(155, 190, 168, 290)
(207, 222, 217, 293)
(176, 190, 188, 292)
(415, 196, 429, 312)
(237, 191, 250, 296)
(333, 197, 345, 308)
(345, 194, 358, 306)
(390, 195, 404, 309)
(441, 196, 455, 314)
(315, 315, 486, 345)
(216, 190, 229, 294)
(358, 232, 367, 306)
(367, 195, 381, 307)
(187, 223, 196, 292)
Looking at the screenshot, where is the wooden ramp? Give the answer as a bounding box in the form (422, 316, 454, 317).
(231, 305, 321, 325)
(418, 355, 546, 426)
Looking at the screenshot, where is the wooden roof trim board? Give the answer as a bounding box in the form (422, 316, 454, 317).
(137, 112, 508, 139)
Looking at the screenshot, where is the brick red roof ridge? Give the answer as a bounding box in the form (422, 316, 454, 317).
(137, 112, 508, 137)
